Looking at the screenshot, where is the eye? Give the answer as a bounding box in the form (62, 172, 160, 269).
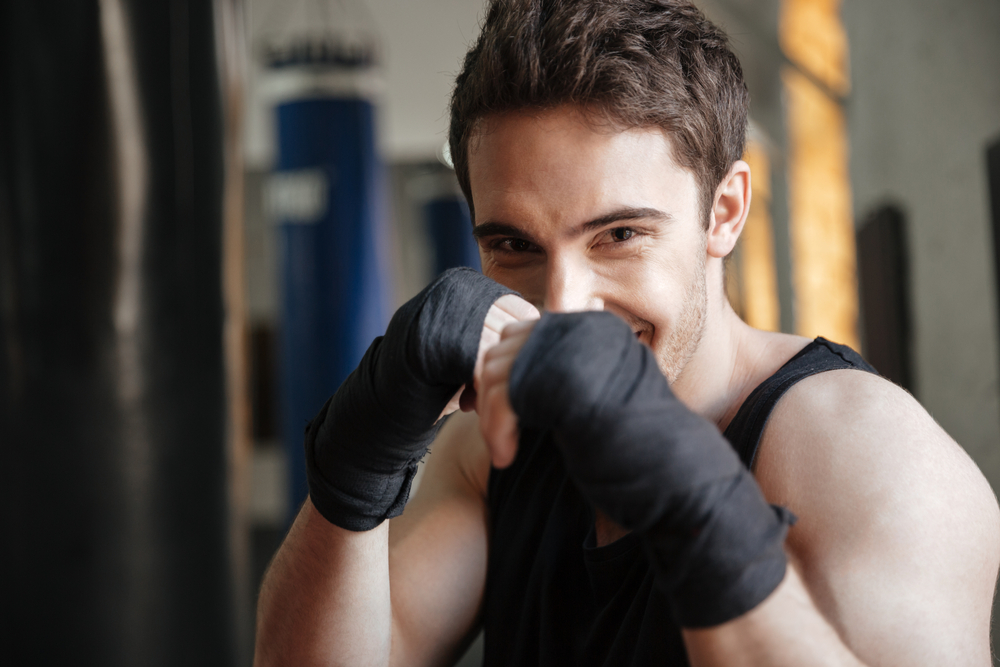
(504, 238, 536, 252)
(483, 236, 540, 256)
(593, 226, 644, 254)
(611, 227, 634, 242)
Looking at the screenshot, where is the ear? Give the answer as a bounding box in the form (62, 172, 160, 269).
(707, 160, 751, 259)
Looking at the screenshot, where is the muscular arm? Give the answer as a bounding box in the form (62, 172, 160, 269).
(254, 500, 391, 667)
(253, 277, 534, 666)
(483, 316, 998, 665)
(388, 412, 492, 666)
(684, 371, 1000, 666)
(254, 411, 491, 667)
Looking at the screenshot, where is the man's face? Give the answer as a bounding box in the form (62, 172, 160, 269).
(467, 106, 710, 382)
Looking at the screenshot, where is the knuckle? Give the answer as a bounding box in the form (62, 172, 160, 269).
(483, 380, 508, 404)
(482, 356, 509, 379)
(483, 339, 509, 361)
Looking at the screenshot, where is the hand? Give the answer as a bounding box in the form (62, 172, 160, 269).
(438, 294, 539, 421)
(506, 311, 792, 627)
(306, 268, 521, 531)
(474, 318, 538, 468)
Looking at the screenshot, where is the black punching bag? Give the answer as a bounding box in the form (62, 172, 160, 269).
(0, 1, 240, 665)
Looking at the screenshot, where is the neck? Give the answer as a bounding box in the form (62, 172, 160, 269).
(671, 306, 742, 424)
(671, 277, 811, 431)
(673, 258, 790, 426)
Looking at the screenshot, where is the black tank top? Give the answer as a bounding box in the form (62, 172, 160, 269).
(481, 338, 876, 666)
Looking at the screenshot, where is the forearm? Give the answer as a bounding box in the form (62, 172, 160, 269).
(254, 499, 391, 667)
(683, 566, 864, 667)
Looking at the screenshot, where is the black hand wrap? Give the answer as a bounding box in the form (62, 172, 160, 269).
(509, 311, 793, 628)
(305, 267, 515, 531)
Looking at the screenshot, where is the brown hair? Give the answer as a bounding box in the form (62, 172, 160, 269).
(449, 0, 749, 224)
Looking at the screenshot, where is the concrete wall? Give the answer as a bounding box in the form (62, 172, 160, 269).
(365, 0, 487, 160)
(844, 0, 1000, 491)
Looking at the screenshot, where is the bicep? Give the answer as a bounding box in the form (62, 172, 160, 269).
(755, 372, 1000, 666)
(388, 411, 492, 667)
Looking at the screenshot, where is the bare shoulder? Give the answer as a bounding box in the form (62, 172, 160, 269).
(754, 369, 1000, 664)
(754, 369, 996, 525)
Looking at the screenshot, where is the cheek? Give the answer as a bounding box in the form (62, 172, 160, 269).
(481, 259, 548, 308)
(601, 249, 692, 326)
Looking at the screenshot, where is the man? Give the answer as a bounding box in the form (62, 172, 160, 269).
(254, 1, 1000, 665)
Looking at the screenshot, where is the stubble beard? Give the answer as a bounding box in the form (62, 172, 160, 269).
(657, 261, 709, 385)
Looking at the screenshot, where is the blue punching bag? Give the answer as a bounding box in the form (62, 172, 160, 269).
(259, 2, 390, 520)
(425, 195, 481, 275)
(410, 166, 482, 275)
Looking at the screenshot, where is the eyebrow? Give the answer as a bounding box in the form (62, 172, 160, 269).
(577, 207, 673, 233)
(472, 206, 673, 241)
(471, 221, 534, 241)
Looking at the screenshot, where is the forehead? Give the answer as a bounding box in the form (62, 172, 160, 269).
(466, 106, 699, 228)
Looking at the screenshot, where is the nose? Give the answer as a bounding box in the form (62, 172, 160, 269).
(543, 255, 604, 313)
